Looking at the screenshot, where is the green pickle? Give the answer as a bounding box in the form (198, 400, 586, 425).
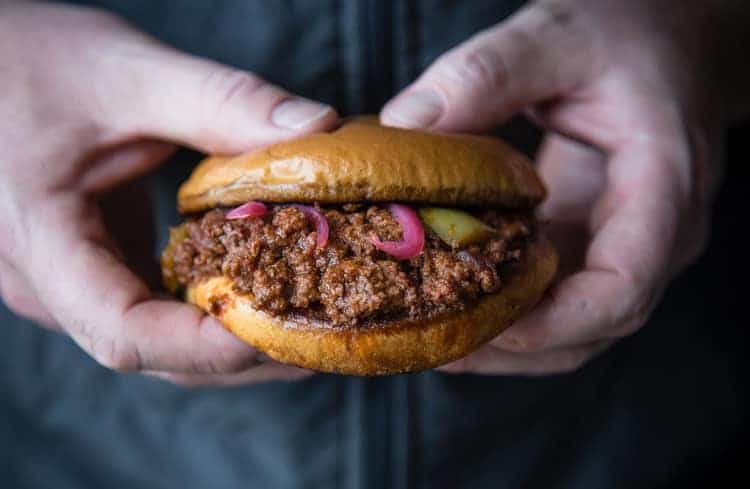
(418, 207, 497, 248)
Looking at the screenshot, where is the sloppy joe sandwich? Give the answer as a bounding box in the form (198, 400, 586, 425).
(161, 117, 557, 375)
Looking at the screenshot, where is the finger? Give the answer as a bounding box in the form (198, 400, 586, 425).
(78, 139, 176, 194)
(90, 33, 338, 153)
(0, 259, 59, 330)
(495, 129, 689, 352)
(437, 340, 613, 376)
(536, 134, 606, 278)
(536, 134, 606, 223)
(534, 81, 711, 277)
(24, 197, 258, 373)
(380, 1, 596, 132)
(146, 363, 314, 388)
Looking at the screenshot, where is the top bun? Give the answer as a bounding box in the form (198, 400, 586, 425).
(177, 117, 545, 214)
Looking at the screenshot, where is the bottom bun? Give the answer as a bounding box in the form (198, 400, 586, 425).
(186, 236, 558, 376)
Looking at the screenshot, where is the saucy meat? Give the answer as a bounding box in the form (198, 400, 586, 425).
(163, 205, 533, 327)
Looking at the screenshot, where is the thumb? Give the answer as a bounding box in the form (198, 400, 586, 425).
(93, 35, 337, 153)
(380, 2, 594, 133)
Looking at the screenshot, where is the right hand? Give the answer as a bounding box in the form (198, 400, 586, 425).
(381, 0, 725, 375)
(0, 2, 338, 386)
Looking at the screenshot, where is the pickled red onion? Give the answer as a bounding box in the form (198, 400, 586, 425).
(371, 204, 424, 260)
(292, 205, 329, 248)
(225, 201, 268, 220)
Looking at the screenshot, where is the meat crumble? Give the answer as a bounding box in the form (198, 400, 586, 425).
(162, 204, 533, 327)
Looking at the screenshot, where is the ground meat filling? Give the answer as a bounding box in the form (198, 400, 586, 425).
(165, 204, 533, 327)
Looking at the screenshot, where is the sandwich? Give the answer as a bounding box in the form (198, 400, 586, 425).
(161, 117, 557, 375)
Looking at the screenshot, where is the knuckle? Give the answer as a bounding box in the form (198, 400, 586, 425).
(89, 336, 142, 372)
(0, 284, 24, 315)
(220, 351, 256, 373)
(608, 273, 654, 338)
(211, 69, 263, 105)
(535, 1, 574, 26)
(199, 68, 264, 146)
(438, 45, 508, 95)
(527, 1, 578, 43)
(621, 266, 648, 302)
(202, 69, 262, 116)
(190, 357, 224, 376)
(192, 351, 252, 375)
(0, 277, 36, 318)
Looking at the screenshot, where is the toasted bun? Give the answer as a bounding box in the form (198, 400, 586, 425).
(185, 236, 557, 376)
(178, 117, 545, 213)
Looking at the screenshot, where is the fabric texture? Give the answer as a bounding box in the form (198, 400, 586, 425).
(1, 1, 744, 488)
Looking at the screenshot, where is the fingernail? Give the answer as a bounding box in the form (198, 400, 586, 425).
(382, 89, 444, 128)
(271, 98, 333, 129)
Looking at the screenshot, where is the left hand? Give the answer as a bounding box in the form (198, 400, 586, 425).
(381, 0, 726, 375)
(0, 2, 335, 386)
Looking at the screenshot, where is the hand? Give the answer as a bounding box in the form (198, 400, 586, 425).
(0, 2, 337, 386)
(381, 0, 727, 375)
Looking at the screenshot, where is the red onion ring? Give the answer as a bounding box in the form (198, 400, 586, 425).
(292, 205, 329, 248)
(371, 204, 424, 260)
(225, 201, 268, 220)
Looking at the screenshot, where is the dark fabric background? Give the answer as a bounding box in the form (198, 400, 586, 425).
(679, 122, 747, 487)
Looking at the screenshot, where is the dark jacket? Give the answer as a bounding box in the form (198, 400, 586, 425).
(1, 1, 744, 488)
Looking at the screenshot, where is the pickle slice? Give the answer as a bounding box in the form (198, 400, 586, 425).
(418, 207, 497, 248)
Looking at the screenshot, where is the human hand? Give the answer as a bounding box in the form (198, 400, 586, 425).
(381, 0, 726, 375)
(0, 2, 337, 386)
